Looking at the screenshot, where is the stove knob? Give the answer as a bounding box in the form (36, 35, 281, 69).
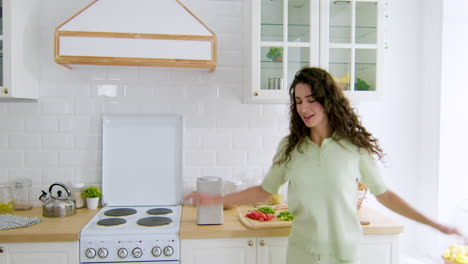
(132, 247, 143, 258)
(85, 248, 96, 259)
(117, 248, 128, 259)
(98, 248, 108, 258)
(152, 246, 162, 257)
(163, 246, 174, 257)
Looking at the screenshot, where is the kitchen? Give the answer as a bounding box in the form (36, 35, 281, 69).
(1, 0, 468, 264)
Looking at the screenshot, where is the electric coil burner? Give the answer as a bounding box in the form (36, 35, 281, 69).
(80, 115, 183, 264)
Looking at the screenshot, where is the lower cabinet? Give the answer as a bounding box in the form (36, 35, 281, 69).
(181, 234, 399, 264)
(0, 241, 79, 264)
(181, 237, 286, 264)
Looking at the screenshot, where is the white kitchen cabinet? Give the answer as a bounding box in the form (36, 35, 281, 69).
(0, 0, 40, 99)
(244, 0, 385, 104)
(0, 241, 79, 264)
(181, 237, 287, 264)
(181, 234, 399, 264)
(360, 234, 399, 264)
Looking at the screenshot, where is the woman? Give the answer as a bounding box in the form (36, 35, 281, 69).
(185, 67, 461, 264)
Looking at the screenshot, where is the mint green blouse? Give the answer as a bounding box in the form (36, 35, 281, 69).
(261, 137, 388, 261)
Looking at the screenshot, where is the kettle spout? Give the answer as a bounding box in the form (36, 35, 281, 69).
(39, 190, 48, 202)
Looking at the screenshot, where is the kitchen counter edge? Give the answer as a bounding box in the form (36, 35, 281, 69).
(0, 207, 99, 243)
(180, 205, 404, 239)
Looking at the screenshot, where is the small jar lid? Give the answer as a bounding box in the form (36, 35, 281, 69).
(71, 182, 85, 188)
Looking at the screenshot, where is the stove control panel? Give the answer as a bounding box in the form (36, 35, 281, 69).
(80, 236, 179, 262)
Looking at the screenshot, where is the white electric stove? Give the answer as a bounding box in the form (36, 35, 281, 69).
(80, 114, 183, 264)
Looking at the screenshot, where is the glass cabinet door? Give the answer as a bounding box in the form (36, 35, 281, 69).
(258, 0, 316, 96)
(327, 0, 379, 93)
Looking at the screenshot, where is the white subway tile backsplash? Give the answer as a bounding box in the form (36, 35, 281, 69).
(0, 115, 24, 131)
(0, 0, 287, 188)
(107, 67, 139, 81)
(201, 167, 232, 178)
(58, 151, 101, 167)
(24, 152, 57, 167)
(123, 83, 155, 97)
(185, 151, 216, 166)
(137, 68, 171, 82)
(262, 105, 289, 119)
(40, 98, 74, 115)
(186, 83, 220, 101)
(0, 134, 7, 149)
(75, 135, 101, 150)
(42, 134, 74, 149)
(201, 134, 232, 150)
(0, 151, 23, 167)
(232, 134, 262, 151)
(184, 134, 202, 149)
(217, 116, 248, 129)
(139, 103, 172, 113)
(42, 168, 75, 185)
(246, 151, 272, 167)
(7, 102, 40, 114)
(59, 118, 101, 134)
(25, 118, 58, 133)
(0, 169, 7, 181)
(218, 51, 243, 67)
(75, 99, 99, 115)
(75, 167, 102, 185)
(8, 134, 41, 149)
(8, 168, 42, 186)
(101, 101, 140, 113)
(183, 167, 202, 182)
(216, 151, 246, 167)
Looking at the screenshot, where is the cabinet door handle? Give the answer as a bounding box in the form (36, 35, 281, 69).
(259, 240, 265, 247)
(2, 88, 8, 94)
(248, 240, 254, 247)
(0, 247, 5, 253)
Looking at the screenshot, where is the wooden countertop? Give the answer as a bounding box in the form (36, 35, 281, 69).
(1, 205, 403, 243)
(0, 207, 99, 243)
(180, 205, 404, 239)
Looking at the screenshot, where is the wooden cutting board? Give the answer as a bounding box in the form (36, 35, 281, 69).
(238, 205, 370, 230)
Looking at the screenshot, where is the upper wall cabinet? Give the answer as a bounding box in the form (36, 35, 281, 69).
(55, 0, 217, 70)
(244, 0, 385, 104)
(0, 0, 40, 100)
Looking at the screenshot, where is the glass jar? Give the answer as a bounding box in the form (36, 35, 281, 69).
(13, 178, 32, 210)
(0, 184, 14, 214)
(71, 182, 85, 209)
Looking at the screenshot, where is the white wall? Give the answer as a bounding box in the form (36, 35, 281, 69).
(437, 0, 468, 254)
(0, 0, 447, 259)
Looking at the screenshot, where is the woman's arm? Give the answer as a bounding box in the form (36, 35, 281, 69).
(376, 189, 462, 235)
(184, 185, 272, 208)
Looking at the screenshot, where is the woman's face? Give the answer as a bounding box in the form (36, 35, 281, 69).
(294, 83, 328, 129)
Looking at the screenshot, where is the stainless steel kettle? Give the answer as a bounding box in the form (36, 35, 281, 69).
(39, 182, 76, 217)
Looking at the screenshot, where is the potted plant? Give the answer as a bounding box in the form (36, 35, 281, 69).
(81, 186, 102, 210)
(266, 47, 283, 62)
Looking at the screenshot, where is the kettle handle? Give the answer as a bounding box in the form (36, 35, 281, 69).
(49, 182, 72, 200)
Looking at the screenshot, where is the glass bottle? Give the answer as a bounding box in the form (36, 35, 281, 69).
(0, 184, 14, 214)
(13, 178, 32, 210)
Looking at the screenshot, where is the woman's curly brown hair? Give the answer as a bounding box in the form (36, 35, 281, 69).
(275, 67, 384, 165)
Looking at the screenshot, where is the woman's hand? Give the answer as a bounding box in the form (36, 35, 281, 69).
(434, 223, 463, 236)
(184, 192, 222, 207)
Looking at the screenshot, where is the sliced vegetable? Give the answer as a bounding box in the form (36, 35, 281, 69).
(258, 206, 275, 215)
(246, 210, 275, 222)
(277, 211, 295, 221)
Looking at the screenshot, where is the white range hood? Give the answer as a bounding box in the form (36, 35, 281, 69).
(54, 0, 217, 70)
